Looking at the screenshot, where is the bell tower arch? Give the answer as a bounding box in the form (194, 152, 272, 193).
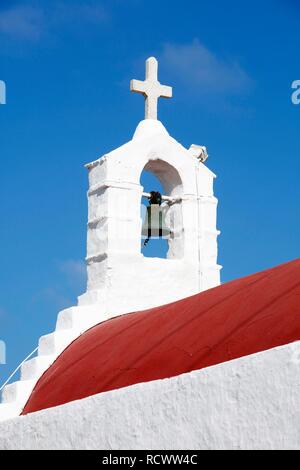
(140, 158, 184, 260)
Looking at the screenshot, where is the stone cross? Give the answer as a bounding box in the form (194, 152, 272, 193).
(130, 57, 172, 120)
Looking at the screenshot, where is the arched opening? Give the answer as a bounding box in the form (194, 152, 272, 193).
(140, 159, 184, 259)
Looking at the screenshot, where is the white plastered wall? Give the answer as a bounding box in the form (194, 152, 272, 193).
(0, 341, 299, 450)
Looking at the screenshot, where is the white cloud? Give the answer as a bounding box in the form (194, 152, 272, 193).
(59, 259, 87, 290)
(0, 1, 108, 40)
(160, 39, 252, 97)
(0, 6, 44, 40)
(30, 259, 86, 312)
(32, 287, 73, 311)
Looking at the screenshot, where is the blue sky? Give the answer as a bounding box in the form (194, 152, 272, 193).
(0, 0, 300, 382)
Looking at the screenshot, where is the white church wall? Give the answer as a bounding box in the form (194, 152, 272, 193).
(0, 341, 299, 450)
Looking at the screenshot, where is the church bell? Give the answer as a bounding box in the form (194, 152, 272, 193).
(142, 204, 170, 240)
(142, 191, 170, 245)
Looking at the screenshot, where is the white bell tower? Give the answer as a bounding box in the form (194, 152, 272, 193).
(78, 57, 222, 316)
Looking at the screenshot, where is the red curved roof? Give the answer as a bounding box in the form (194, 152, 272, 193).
(23, 259, 300, 415)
